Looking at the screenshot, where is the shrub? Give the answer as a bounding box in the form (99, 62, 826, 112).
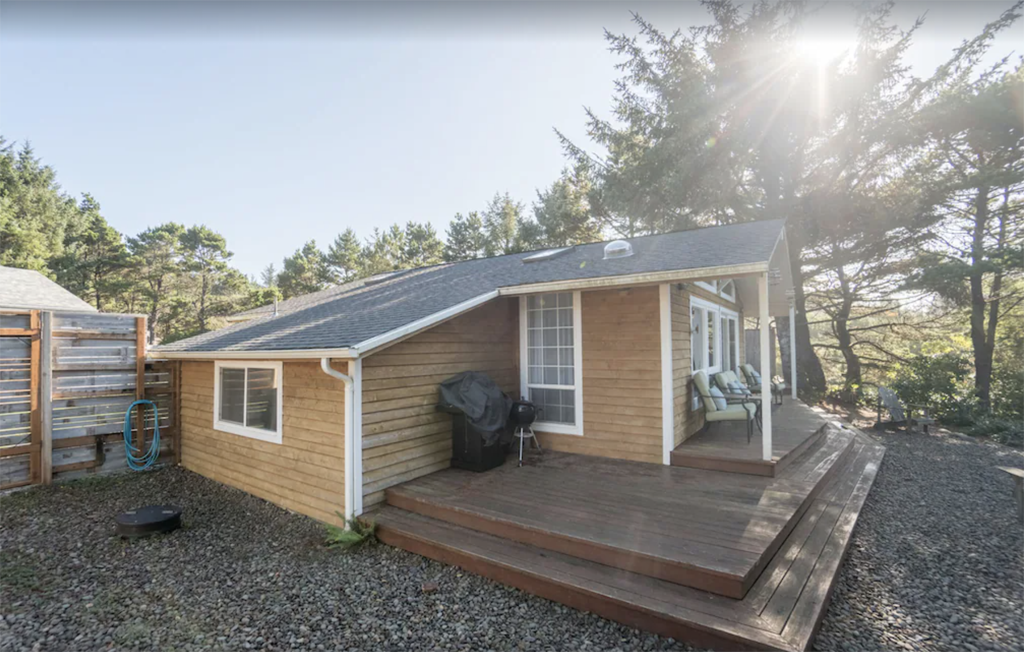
(890, 352, 973, 422)
(324, 515, 376, 550)
(965, 415, 1023, 447)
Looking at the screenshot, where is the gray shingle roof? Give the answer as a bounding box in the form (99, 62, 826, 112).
(0, 266, 98, 313)
(154, 220, 784, 354)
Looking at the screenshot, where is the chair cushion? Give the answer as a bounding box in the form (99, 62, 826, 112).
(727, 381, 751, 396)
(709, 386, 728, 411)
(705, 404, 753, 422)
(693, 371, 718, 412)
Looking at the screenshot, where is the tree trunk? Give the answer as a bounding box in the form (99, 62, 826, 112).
(969, 184, 994, 411)
(785, 226, 827, 398)
(834, 267, 862, 402)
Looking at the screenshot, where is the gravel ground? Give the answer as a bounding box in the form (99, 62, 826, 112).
(1, 428, 1021, 652)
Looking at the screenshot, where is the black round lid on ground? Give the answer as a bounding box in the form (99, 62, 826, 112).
(115, 505, 182, 538)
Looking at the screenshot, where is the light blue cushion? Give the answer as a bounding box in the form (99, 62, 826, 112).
(709, 386, 728, 411)
(728, 381, 751, 396)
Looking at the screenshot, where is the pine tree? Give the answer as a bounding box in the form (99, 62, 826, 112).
(128, 222, 186, 343)
(534, 165, 602, 246)
(403, 221, 444, 268)
(326, 228, 362, 282)
(483, 192, 526, 256)
(278, 240, 332, 299)
(444, 212, 486, 261)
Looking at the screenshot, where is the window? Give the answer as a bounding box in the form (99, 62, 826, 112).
(695, 280, 718, 294)
(719, 280, 736, 302)
(520, 292, 583, 435)
(214, 361, 283, 444)
(690, 296, 739, 409)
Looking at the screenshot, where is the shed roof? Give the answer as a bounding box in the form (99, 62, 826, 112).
(0, 266, 98, 313)
(154, 220, 786, 356)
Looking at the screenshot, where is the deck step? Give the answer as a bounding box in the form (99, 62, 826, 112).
(670, 421, 829, 477)
(384, 427, 856, 599)
(376, 431, 885, 652)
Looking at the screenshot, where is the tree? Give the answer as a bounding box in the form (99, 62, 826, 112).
(128, 222, 185, 344)
(534, 165, 603, 247)
(359, 225, 407, 277)
(260, 263, 278, 288)
(483, 192, 531, 256)
(179, 225, 233, 333)
(403, 221, 444, 268)
(909, 53, 1023, 410)
(278, 240, 332, 299)
(326, 228, 362, 282)
(444, 212, 487, 261)
(53, 195, 129, 311)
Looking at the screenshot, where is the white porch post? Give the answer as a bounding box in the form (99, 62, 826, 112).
(789, 300, 798, 399)
(659, 284, 674, 465)
(759, 273, 773, 461)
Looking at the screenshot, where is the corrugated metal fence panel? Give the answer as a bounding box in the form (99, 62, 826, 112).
(0, 313, 32, 330)
(0, 338, 32, 448)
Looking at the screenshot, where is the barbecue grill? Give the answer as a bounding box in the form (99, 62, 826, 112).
(510, 398, 541, 466)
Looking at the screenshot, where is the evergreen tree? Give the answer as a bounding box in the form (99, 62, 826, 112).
(128, 222, 186, 344)
(534, 165, 603, 247)
(326, 228, 362, 282)
(260, 263, 278, 288)
(53, 195, 129, 311)
(483, 192, 527, 256)
(444, 212, 486, 261)
(278, 240, 332, 299)
(403, 221, 444, 268)
(179, 225, 233, 332)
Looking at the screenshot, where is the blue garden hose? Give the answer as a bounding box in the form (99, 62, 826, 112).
(123, 400, 161, 471)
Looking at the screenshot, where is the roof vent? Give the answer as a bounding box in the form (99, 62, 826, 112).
(522, 246, 573, 263)
(603, 240, 634, 260)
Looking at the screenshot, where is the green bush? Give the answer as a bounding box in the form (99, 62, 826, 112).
(890, 352, 973, 422)
(965, 415, 1023, 447)
(991, 364, 1023, 423)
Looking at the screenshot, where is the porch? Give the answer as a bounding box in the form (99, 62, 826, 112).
(375, 420, 885, 651)
(671, 400, 831, 477)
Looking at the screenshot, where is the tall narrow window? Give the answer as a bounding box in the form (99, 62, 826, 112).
(215, 361, 283, 444)
(521, 292, 583, 435)
(706, 310, 716, 369)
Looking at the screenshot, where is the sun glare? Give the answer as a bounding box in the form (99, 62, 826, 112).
(794, 38, 855, 63)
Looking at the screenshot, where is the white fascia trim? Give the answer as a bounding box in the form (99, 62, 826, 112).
(497, 262, 768, 297)
(151, 348, 357, 361)
(351, 290, 500, 355)
(659, 284, 674, 465)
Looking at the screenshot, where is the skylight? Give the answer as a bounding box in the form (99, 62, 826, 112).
(522, 247, 572, 263)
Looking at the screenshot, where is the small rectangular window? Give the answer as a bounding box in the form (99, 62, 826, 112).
(214, 361, 283, 444)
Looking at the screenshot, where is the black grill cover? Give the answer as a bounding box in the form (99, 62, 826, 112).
(438, 372, 512, 446)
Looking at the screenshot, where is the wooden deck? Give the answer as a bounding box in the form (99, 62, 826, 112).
(671, 400, 830, 477)
(376, 425, 883, 651)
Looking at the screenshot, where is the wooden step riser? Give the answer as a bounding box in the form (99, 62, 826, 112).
(387, 490, 747, 598)
(376, 522, 780, 652)
(739, 433, 857, 597)
(773, 424, 830, 476)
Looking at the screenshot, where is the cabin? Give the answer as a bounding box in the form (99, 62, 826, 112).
(152, 220, 884, 651)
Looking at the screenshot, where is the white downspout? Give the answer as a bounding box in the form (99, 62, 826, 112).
(789, 300, 798, 400)
(320, 357, 356, 524)
(758, 273, 773, 462)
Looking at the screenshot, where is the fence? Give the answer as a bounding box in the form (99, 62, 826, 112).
(0, 310, 179, 489)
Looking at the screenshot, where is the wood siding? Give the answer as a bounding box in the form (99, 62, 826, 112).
(672, 283, 745, 446)
(536, 286, 663, 464)
(179, 360, 346, 526)
(361, 297, 519, 510)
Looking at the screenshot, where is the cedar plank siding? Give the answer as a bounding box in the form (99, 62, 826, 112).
(535, 286, 663, 465)
(361, 297, 519, 510)
(672, 283, 745, 446)
(179, 360, 346, 526)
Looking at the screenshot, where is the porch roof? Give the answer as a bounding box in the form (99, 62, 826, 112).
(153, 219, 789, 358)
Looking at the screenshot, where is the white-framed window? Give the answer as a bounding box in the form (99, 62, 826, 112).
(520, 292, 583, 436)
(690, 296, 740, 409)
(695, 280, 718, 294)
(719, 280, 736, 302)
(213, 360, 283, 444)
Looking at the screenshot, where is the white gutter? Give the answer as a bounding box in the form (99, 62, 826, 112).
(320, 357, 359, 525)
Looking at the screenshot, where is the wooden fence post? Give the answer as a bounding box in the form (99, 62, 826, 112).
(28, 310, 41, 484)
(40, 311, 53, 484)
(135, 317, 147, 454)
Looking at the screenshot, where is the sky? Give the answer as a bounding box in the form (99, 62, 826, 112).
(1, 1, 1019, 277)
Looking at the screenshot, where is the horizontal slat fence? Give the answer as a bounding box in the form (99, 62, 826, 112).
(0, 310, 179, 488)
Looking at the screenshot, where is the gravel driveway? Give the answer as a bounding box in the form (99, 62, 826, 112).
(1, 428, 1021, 652)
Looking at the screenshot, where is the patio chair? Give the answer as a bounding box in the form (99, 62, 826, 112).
(875, 386, 935, 433)
(740, 364, 786, 405)
(693, 370, 757, 443)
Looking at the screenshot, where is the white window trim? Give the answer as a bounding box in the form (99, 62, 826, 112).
(213, 360, 284, 444)
(519, 292, 584, 436)
(695, 280, 718, 294)
(719, 280, 736, 303)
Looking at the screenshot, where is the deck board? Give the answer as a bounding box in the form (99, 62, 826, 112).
(385, 426, 855, 598)
(376, 426, 885, 652)
(671, 401, 830, 476)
